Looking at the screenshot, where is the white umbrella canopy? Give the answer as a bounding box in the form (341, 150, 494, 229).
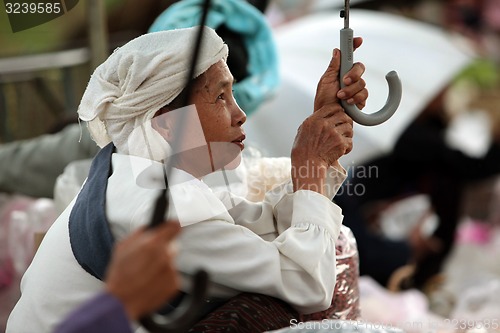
(244, 9, 476, 165)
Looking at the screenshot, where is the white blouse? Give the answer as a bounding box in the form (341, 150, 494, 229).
(106, 154, 347, 314)
(7, 153, 346, 333)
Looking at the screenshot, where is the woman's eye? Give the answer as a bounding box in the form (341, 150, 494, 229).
(217, 94, 225, 101)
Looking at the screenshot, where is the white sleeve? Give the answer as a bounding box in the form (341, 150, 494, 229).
(177, 166, 346, 314)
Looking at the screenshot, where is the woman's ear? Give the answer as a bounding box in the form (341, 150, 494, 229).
(152, 107, 172, 140)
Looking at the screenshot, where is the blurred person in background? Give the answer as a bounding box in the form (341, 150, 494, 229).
(336, 82, 500, 289)
(0, 123, 99, 199)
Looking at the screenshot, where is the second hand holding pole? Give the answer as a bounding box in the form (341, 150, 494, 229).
(339, 0, 402, 126)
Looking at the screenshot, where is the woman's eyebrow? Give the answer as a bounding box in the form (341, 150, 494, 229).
(214, 77, 234, 91)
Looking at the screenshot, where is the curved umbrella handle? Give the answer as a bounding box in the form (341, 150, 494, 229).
(340, 27, 402, 126)
(139, 270, 209, 333)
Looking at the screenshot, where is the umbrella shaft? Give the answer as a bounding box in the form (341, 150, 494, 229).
(343, 0, 350, 28)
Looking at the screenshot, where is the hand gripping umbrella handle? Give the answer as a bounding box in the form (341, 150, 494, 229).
(340, 27, 402, 126)
(139, 270, 209, 333)
(139, 187, 210, 333)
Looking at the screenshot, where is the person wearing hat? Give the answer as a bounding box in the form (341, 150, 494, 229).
(7, 26, 367, 333)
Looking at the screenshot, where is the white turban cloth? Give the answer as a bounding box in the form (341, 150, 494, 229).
(77, 27, 229, 161)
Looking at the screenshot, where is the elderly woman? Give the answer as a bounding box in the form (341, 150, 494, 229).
(7, 27, 367, 333)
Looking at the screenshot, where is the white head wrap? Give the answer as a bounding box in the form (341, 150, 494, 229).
(77, 27, 228, 161)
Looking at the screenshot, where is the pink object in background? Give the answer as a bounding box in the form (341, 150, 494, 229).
(0, 195, 34, 290)
(455, 219, 492, 245)
(0, 258, 14, 290)
(484, 0, 500, 31)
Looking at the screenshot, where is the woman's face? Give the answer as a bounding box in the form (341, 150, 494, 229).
(190, 60, 247, 172)
(158, 60, 247, 177)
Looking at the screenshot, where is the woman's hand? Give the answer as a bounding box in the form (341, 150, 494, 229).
(292, 44, 367, 194)
(105, 222, 181, 320)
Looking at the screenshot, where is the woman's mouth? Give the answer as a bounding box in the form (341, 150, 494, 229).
(232, 135, 246, 150)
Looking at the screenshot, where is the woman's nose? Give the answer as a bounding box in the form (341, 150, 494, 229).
(232, 101, 246, 126)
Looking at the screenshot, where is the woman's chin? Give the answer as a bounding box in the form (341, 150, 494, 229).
(223, 152, 242, 170)
(210, 142, 242, 171)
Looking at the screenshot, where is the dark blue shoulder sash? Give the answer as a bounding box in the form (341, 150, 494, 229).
(69, 143, 115, 280)
(68, 144, 223, 317)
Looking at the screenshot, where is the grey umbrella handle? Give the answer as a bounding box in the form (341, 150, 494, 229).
(340, 27, 402, 126)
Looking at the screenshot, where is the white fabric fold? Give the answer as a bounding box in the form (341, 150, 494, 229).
(78, 27, 228, 161)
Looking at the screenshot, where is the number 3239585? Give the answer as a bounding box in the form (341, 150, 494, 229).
(5, 2, 62, 14)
